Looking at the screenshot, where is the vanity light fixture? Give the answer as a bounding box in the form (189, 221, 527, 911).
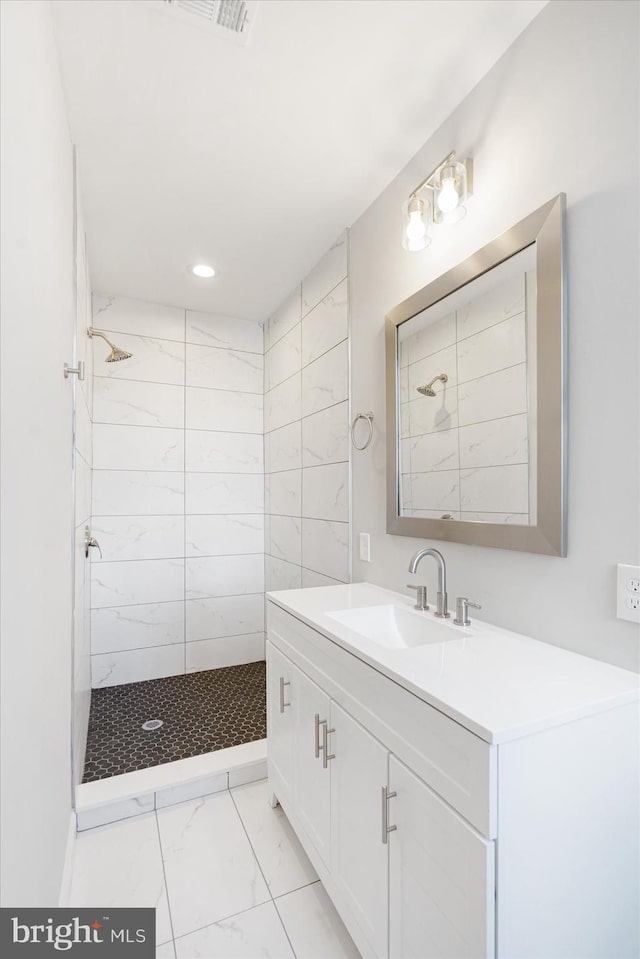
(401, 195, 432, 252)
(402, 151, 473, 251)
(191, 263, 216, 278)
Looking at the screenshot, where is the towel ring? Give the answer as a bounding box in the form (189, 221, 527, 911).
(351, 412, 374, 451)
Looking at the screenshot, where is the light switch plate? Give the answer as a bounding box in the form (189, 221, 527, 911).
(616, 564, 640, 624)
(359, 533, 371, 563)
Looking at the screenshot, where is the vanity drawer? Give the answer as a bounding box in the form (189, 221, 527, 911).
(267, 601, 496, 838)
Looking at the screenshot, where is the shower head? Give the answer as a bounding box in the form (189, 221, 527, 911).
(105, 345, 133, 363)
(416, 373, 448, 397)
(88, 327, 133, 363)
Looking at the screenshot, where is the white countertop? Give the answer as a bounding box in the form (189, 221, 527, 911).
(267, 583, 640, 744)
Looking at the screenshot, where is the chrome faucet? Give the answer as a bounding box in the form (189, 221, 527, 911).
(408, 547, 450, 618)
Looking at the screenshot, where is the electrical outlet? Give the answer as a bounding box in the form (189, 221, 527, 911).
(616, 564, 640, 624)
(359, 533, 371, 563)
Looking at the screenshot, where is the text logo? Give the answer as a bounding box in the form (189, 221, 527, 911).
(1, 908, 155, 957)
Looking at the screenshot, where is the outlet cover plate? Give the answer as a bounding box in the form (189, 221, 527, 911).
(616, 564, 640, 624)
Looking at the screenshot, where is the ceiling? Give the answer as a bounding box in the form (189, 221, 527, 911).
(52, 0, 546, 322)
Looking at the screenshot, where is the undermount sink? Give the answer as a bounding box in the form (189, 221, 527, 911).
(325, 604, 458, 651)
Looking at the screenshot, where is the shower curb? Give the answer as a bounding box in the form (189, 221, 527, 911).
(75, 738, 267, 831)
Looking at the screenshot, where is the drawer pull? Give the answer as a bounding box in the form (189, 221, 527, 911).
(322, 722, 335, 768)
(279, 677, 291, 713)
(381, 785, 397, 844)
(314, 713, 324, 758)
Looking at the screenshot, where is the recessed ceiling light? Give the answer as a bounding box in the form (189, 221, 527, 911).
(191, 263, 216, 278)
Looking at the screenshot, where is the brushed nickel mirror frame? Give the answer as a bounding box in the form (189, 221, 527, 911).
(385, 193, 567, 556)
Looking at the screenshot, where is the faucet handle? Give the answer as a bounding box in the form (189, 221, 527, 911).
(406, 584, 429, 611)
(453, 597, 481, 627)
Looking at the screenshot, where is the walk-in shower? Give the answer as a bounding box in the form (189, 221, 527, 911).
(83, 663, 266, 782)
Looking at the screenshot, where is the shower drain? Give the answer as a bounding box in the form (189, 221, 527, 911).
(142, 719, 163, 731)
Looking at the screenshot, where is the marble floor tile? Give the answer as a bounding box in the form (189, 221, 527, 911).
(275, 882, 360, 959)
(157, 792, 270, 939)
(175, 902, 294, 959)
(231, 780, 318, 898)
(157, 941, 177, 959)
(69, 812, 173, 945)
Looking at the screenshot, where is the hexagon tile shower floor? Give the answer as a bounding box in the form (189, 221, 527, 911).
(82, 662, 266, 782)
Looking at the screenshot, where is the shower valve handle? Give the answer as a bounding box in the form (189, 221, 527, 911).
(84, 526, 102, 559)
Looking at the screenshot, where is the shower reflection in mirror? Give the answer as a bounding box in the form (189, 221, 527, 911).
(397, 243, 537, 526)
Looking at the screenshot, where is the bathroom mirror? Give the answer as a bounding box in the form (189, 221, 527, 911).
(385, 194, 566, 555)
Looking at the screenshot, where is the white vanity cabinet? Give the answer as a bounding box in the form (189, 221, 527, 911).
(266, 603, 496, 959)
(292, 666, 332, 869)
(266, 589, 640, 959)
(265, 643, 294, 805)
(330, 702, 389, 958)
(387, 756, 494, 959)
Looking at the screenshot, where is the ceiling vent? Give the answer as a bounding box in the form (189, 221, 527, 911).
(160, 0, 258, 45)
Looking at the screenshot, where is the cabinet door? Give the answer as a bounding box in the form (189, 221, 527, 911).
(388, 756, 495, 959)
(330, 703, 389, 959)
(293, 667, 332, 869)
(266, 641, 295, 804)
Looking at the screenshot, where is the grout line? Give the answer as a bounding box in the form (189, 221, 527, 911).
(272, 898, 299, 959)
(92, 467, 263, 475)
(405, 309, 525, 367)
(154, 808, 178, 946)
(92, 513, 182, 519)
(264, 334, 348, 395)
(92, 545, 264, 564)
(272, 879, 321, 902)
(91, 631, 265, 657)
(267, 273, 346, 354)
(266, 397, 349, 435)
(300, 272, 347, 321)
(90, 597, 183, 610)
(456, 359, 526, 392)
(94, 421, 264, 436)
(92, 589, 265, 611)
(404, 408, 528, 439)
(228, 789, 274, 901)
(404, 461, 529, 476)
(169, 883, 314, 956)
(226, 790, 299, 958)
(91, 325, 263, 357)
(298, 459, 349, 472)
(91, 640, 185, 656)
(94, 376, 185, 390)
(186, 342, 264, 359)
(91, 328, 184, 348)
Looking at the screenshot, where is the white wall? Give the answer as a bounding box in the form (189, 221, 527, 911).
(0, 0, 75, 904)
(90, 296, 265, 686)
(350, 0, 639, 672)
(264, 233, 351, 589)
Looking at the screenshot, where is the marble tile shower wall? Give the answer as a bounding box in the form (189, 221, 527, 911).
(264, 232, 351, 589)
(90, 296, 265, 688)
(399, 274, 532, 523)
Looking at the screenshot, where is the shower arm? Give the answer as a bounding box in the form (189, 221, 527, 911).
(87, 327, 116, 349)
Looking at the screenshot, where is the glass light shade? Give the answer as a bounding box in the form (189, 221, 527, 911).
(402, 195, 432, 252)
(433, 161, 467, 224)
